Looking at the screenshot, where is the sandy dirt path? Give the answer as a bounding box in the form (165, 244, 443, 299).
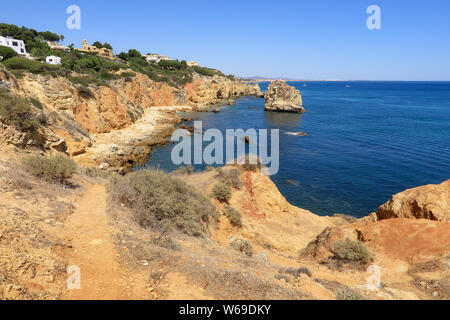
(62, 184, 148, 300)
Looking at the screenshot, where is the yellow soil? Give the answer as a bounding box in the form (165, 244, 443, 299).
(62, 184, 149, 300)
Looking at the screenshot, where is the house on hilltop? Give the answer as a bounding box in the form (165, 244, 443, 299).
(0, 36, 31, 58)
(144, 54, 171, 64)
(187, 61, 200, 67)
(79, 40, 114, 60)
(47, 41, 70, 52)
(46, 55, 61, 65)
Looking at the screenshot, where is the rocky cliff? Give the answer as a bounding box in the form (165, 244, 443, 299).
(0, 65, 263, 164)
(264, 80, 305, 113)
(378, 180, 450, 222)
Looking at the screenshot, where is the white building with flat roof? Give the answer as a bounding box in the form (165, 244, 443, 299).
(187, 61, 200, 67)
(0, 36, 29, 57)
(46, 55, 61, 65)
(144, 54, 171, 64)
(47, 41, 70, 52)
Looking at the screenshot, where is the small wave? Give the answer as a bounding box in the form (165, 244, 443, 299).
(285, 131, 309, 136)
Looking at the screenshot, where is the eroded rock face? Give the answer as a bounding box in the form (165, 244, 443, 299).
(378, 180, 450, 222)
(264, 80, 305, 113)
(302, 219, 450, 263)
(186, 74, 264, 106)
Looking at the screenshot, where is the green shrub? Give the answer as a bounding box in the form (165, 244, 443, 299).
(3, 57, 44, 73)
(332, 238, 373, 268)
(30, 97, 43, 110)
(0, 89, 41, 131)
(22, 154, 77, 184)
(120, 72, 136, 78)
(223, 205, 242, 227)
(77, 85, 94, 99)
(0, 45, 18, 60)
(211, 183, 232, 203)
(2, 57, 68, 78)
(128, 49, 142, 58)
(109, 169, 218, 237)
(192, 66, 223, 77)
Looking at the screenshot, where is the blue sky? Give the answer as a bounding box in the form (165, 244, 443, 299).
(1, 0, 449, 80)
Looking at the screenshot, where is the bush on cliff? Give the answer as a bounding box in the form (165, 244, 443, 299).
(0, 89, 46, 131)
(216, 168, 243, 190)
(109, 169, 219, 237)
(329, 238, 373, 269)
(0, 23, 62, 52)
(211, 183, 232, 203)
(22, 153, 77, 184)
(223, 205, 242, 227)
(129, 57, 193, 88)
(0, 45, 18, 61)
(2, 57, 69, 78)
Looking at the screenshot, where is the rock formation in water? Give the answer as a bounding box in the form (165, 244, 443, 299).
(264, 80, 305, 113)
(377, 179, 450, 222)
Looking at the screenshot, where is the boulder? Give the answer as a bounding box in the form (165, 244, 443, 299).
(377, 180, 450, 222)
(264, 80, 305, 113)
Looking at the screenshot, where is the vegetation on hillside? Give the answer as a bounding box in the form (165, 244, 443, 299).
(0, 23, 62, 52)
(327, 238, 373, 269)
(0, 23, 236, 90)
(211, 182, 232, 203)
(0, 45, 18, 60)
(0, 88, 47, 131)
(223, 205, 243, 227)
(22, 154, 77, 184)
(109, 169, 219, 237)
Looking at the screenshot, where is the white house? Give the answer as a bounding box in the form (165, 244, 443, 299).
(46, 55, 61, 65)
(47, 41, 70, 52)
(187, 61, 200, 67)
(0, 36, 30, 57)
(144, 54, 171, 64)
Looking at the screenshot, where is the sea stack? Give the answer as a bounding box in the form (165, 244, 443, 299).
(264, 80, 305, 113)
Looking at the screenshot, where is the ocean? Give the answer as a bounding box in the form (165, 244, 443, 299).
(143, 81, 450, 218)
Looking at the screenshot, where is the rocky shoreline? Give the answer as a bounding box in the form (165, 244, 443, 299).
(0, 65, 264, 172)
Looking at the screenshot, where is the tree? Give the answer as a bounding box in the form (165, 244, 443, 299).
(159, 59, 182, 70)
(37, 31, 61, 42)
(118, 52, 129, 61)
(92, 41, 103, 49)
(128, 49, 141, 58)
(180, 60, 188, 69)
(0, 45, 18, 61)
(102, 42, 113, 50)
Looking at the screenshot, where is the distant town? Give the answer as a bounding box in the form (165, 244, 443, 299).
(0, 35, 200, 68)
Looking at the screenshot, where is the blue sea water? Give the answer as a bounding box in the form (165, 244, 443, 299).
(143, 81, 450, 218)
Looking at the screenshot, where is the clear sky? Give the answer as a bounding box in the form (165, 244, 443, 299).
(1, 0, 449, 80)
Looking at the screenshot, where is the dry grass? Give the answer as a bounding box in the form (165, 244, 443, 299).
(211, 182, 232, 203)
(223, 205, 243, 227)
(109, 169, 218, 237)
(215, 168, 242, 190)
(21, 153, 77, 185)
(229, 238, 254, 256)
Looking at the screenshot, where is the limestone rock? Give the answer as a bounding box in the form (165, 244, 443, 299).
(264, 80, 305, 113)
(377, 180, 450, 222)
